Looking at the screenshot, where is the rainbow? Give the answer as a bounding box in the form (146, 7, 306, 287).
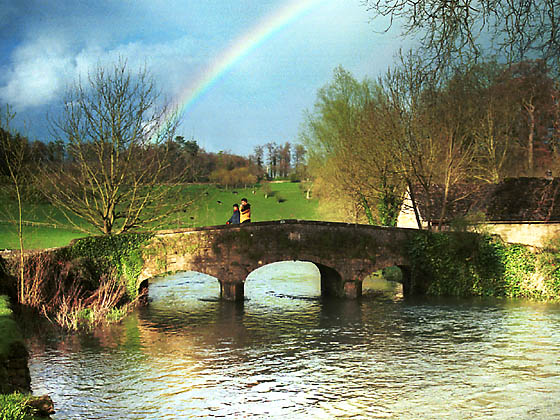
(157, 0, 328, 139)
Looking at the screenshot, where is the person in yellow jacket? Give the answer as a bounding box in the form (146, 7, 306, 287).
(240, 198, 251, 223)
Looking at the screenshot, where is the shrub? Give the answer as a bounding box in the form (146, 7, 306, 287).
(407, 232, 505, 297)
(5, 232, 153, 330)
(407, 231, 560, 300)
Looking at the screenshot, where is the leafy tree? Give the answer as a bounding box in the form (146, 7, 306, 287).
(300, 66, 404, 225)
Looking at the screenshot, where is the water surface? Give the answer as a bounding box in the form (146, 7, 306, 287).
(24, 262, 560, 419)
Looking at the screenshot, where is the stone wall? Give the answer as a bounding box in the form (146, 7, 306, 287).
(0, 295, 31, 394)
(0, 341, 31, 394)
(477, 222, 560, 247)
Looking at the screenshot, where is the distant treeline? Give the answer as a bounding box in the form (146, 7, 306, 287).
(0, 131, 308, 190)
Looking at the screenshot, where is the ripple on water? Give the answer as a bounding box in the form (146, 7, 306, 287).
(23, 266, 560, 419)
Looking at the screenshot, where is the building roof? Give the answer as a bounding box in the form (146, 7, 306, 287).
(410, 177, 560, 223)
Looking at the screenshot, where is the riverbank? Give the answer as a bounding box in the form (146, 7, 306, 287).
(408, 232, 560, 301)
(0, 294, 54, 419)
(0, 295, 30, 393)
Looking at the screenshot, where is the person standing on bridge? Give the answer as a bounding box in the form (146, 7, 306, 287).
(226, 203, 240, 224)
(240, 198, 251, 223)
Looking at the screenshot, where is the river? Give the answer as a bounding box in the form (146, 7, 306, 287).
(22, 262, 560, 419)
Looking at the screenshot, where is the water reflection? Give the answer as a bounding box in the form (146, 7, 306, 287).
(23, 262, 560, 419)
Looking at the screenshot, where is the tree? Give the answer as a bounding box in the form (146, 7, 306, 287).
(44, 60, 184, 235)
(292, 143, 307, 180)
(506, 60, 558, 175)
(265, 142, 279, 178)
(375, 53, 441, 229)
(364, 0, 560, 69)
(0, 105, 28, 302)
(278, 142, 292, 178)
(252, 145, 264, 172)
(420, 68, 483, 228)
(300, 66, 404, 225)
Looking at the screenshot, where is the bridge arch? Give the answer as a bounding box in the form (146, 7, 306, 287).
(137, 221, 421, 301)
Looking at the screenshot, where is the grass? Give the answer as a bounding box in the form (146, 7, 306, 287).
(0, 225, 84, 250)
(0, 392, 47, 420)
(179, 182, 319, 228)
(0, 392, 30, 420)
(0, 182, 319, 250)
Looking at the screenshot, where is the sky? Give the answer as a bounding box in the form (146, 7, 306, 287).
(0, 0, 407, 156)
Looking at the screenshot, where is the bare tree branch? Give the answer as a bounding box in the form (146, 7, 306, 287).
(42, 59, 189, 235)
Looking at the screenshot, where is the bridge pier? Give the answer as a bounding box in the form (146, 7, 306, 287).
(220, 281, 245, 301)
(315, 263, 362, 299)
(343, 281, 362, 299)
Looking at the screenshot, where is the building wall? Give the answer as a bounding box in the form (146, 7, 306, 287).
(396, 190, 428, 229)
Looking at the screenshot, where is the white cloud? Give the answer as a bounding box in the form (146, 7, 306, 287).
(0, 34, 74, 108)
(0, 30, 204, 111)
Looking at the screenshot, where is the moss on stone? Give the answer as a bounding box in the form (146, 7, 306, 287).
(0, 295, 23, 359)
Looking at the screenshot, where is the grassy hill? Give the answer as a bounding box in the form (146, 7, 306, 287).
(0, 182, 319, 250)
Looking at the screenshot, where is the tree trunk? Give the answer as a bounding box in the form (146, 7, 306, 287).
(525, 101, 536, 174)
(438, 183, 449, 232)
(406, 180, 424, 230)
(15, 183, 25, 304)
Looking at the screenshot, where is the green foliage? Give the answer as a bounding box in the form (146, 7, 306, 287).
(0, 393, 31, 420)
(63, 232, 152, 300)
(120, 249, 144, 300)
(67, 233, 152, 261)
(360, 193, 375, 225)
(77, 308, 93, 323)
(382, 266, 403, 283)
(407, 233, 505, 297)
(498, 244, 534, 297)
(407, 232, 560, 300)
(376, 189, 402, 227)
(536, 257, 560, 299)
(106, 307, 127, 322)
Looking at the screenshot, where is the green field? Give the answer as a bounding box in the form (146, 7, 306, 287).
(0, 182, 319, 250)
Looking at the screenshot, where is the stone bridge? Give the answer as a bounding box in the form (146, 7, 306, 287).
(139, 220, 429, 301)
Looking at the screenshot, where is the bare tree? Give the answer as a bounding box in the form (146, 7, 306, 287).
(292, 143, 307, 179)
(0, 105, 28, 302)
(364, 0, 560, 69)
(44, 60, 185, 235)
